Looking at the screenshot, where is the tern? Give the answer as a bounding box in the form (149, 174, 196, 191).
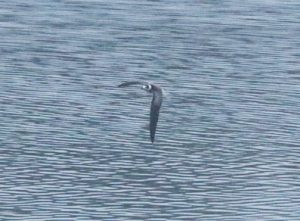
(118, 81, 163, 143)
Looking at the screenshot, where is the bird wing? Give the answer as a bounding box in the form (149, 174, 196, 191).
(150, 89, 163, 143)
(118, 81, 146, 88)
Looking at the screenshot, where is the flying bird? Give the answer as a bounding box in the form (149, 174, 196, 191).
(118, 81, 163, 143)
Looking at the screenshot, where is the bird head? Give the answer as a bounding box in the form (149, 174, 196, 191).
(142, 84, 152, 92)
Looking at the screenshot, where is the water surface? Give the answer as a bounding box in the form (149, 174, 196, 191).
(1, 0, 300, 220)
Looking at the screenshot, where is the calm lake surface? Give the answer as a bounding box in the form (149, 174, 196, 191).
(1, 0, 300, 220)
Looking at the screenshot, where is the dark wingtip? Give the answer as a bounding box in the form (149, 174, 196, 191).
(118, 83, 125, 88)
(118, 82, 133, 87)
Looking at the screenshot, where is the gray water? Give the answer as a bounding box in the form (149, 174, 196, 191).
(1, 0, 300, 220)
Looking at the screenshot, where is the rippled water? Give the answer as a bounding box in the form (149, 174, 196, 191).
(1, 0, 300, 220)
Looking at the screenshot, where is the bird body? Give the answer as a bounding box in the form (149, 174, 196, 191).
(118, 81, 163, 143)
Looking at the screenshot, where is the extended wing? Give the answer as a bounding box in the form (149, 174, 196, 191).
(150, 89, 163, 143)
(118, 81, 146, 88)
